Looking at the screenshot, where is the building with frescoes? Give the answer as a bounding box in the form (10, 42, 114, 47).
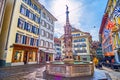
(38, 6, 57, 63)
(0, 0, 42, 66)
(99, 0, 120, 63)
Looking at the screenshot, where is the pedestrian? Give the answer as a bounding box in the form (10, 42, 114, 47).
(93, 57, 99, 68)
(111, 58, 115, 63)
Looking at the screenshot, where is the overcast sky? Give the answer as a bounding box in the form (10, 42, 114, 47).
(39, 0, 108, 41)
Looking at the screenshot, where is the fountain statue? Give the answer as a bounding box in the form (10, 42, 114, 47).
(45, 5, 94, 78)
(63, 5, 74, 64)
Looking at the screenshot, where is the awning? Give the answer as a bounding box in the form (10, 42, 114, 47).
(39, 48, 56, 54)
(104, 52, 114, 56)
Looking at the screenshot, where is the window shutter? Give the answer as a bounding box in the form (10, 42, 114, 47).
(30, 38, 34, 46)
(37, 39, 39, 46)
(22, 35, 25, 44)
(38, 28, 39, 35)
(15, 33, 18, 43)
(30, 38, 32, 45)
(24, 22, 27, 30)
(32, 38, 34, 46)
(35, 27, 38, 34)
(26, 9, 28, 16)
(24, 35, 26, 44)
(32, 26, 34, 33)
(34, 15, 36, 21)
(27, 23, 29, 31)
(17, 18, 20, 27)
(33, 14, 35, 21)
(26, 9, 29, 17)
(27, 10, 30, 17)
(26, 23, 28, 30)
(38, 17, 40, 23)
(20, 5, 22, 13)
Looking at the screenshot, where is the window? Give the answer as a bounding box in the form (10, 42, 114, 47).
(35, 16, 39, 23)
(33, 4, 37, 10)
(28, 52, 33, 61)
(46, 41, 49, 47)
(44, 21, 46, 27)
(18, 18, 25, 29)
(33, 39, 37, 46)
(15, 33, 23, 44)
(26, 23, 32, 32)
(22, 0, 41, 14)
(22, 35, 26, 44)
(50, 34, 53, 40)
(52, 27, 54, 32)
(22, 0, 28, 3)
(20, 5, 27, 15)
(50, 26, 53, 31)
(41, 29, 45, 36)
(34, 26, 39, 35)
(72, 34, 80, 37)
(34, 27, 37, 34)
(30, 38, 34, 46)
(46, 32, 49, 38)
(50, 43, 53, 48)
(38, 9, 41, 14)
(46, 23, 49, 29)
(13, 50, 22, 62)
(81, 38, 86, 42)
(43, 13, 46, 18)
(40, 40, 44, 46)
(28, 11, 33, 19)
(41, 20, 44, 26)
(37, 28, 39, 35)
(26, 36, 30, 45)
(41, 20, 46, 27)
(81, 43, 86, 47)
(57, 48, 60, 50)
(32, 26, 38, 34)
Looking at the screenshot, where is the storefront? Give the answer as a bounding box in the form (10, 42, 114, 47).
(12, 44, 38, 66)
(39, 48, 55, 63)
(73, 55, 80, 61)
(104, 52, 114, 63)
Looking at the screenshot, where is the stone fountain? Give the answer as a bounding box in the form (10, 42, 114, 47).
(45, 5, 94, 78)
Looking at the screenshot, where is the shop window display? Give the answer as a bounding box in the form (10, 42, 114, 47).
(14, 51, 22, 62)
(29, 52, 33, 61)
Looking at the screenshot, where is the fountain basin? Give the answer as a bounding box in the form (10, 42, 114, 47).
(46, 61, 94, 77)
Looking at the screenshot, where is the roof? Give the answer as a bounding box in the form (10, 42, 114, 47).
(34, 0, 57, 21)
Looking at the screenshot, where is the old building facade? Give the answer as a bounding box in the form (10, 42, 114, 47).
(0, 0, 57, 66)
(60, 27, 92, 61)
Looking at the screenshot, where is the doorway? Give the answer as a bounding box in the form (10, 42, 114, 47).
(46, 54, 48, 61)
(24, 51, 28, 64)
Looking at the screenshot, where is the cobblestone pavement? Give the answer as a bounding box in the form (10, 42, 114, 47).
(0, 64, 45, 80)
(102, 66, 120, 80)
(0, 64, 111, 80)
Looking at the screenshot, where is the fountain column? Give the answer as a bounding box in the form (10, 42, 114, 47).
(64, 5, 73, 59)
